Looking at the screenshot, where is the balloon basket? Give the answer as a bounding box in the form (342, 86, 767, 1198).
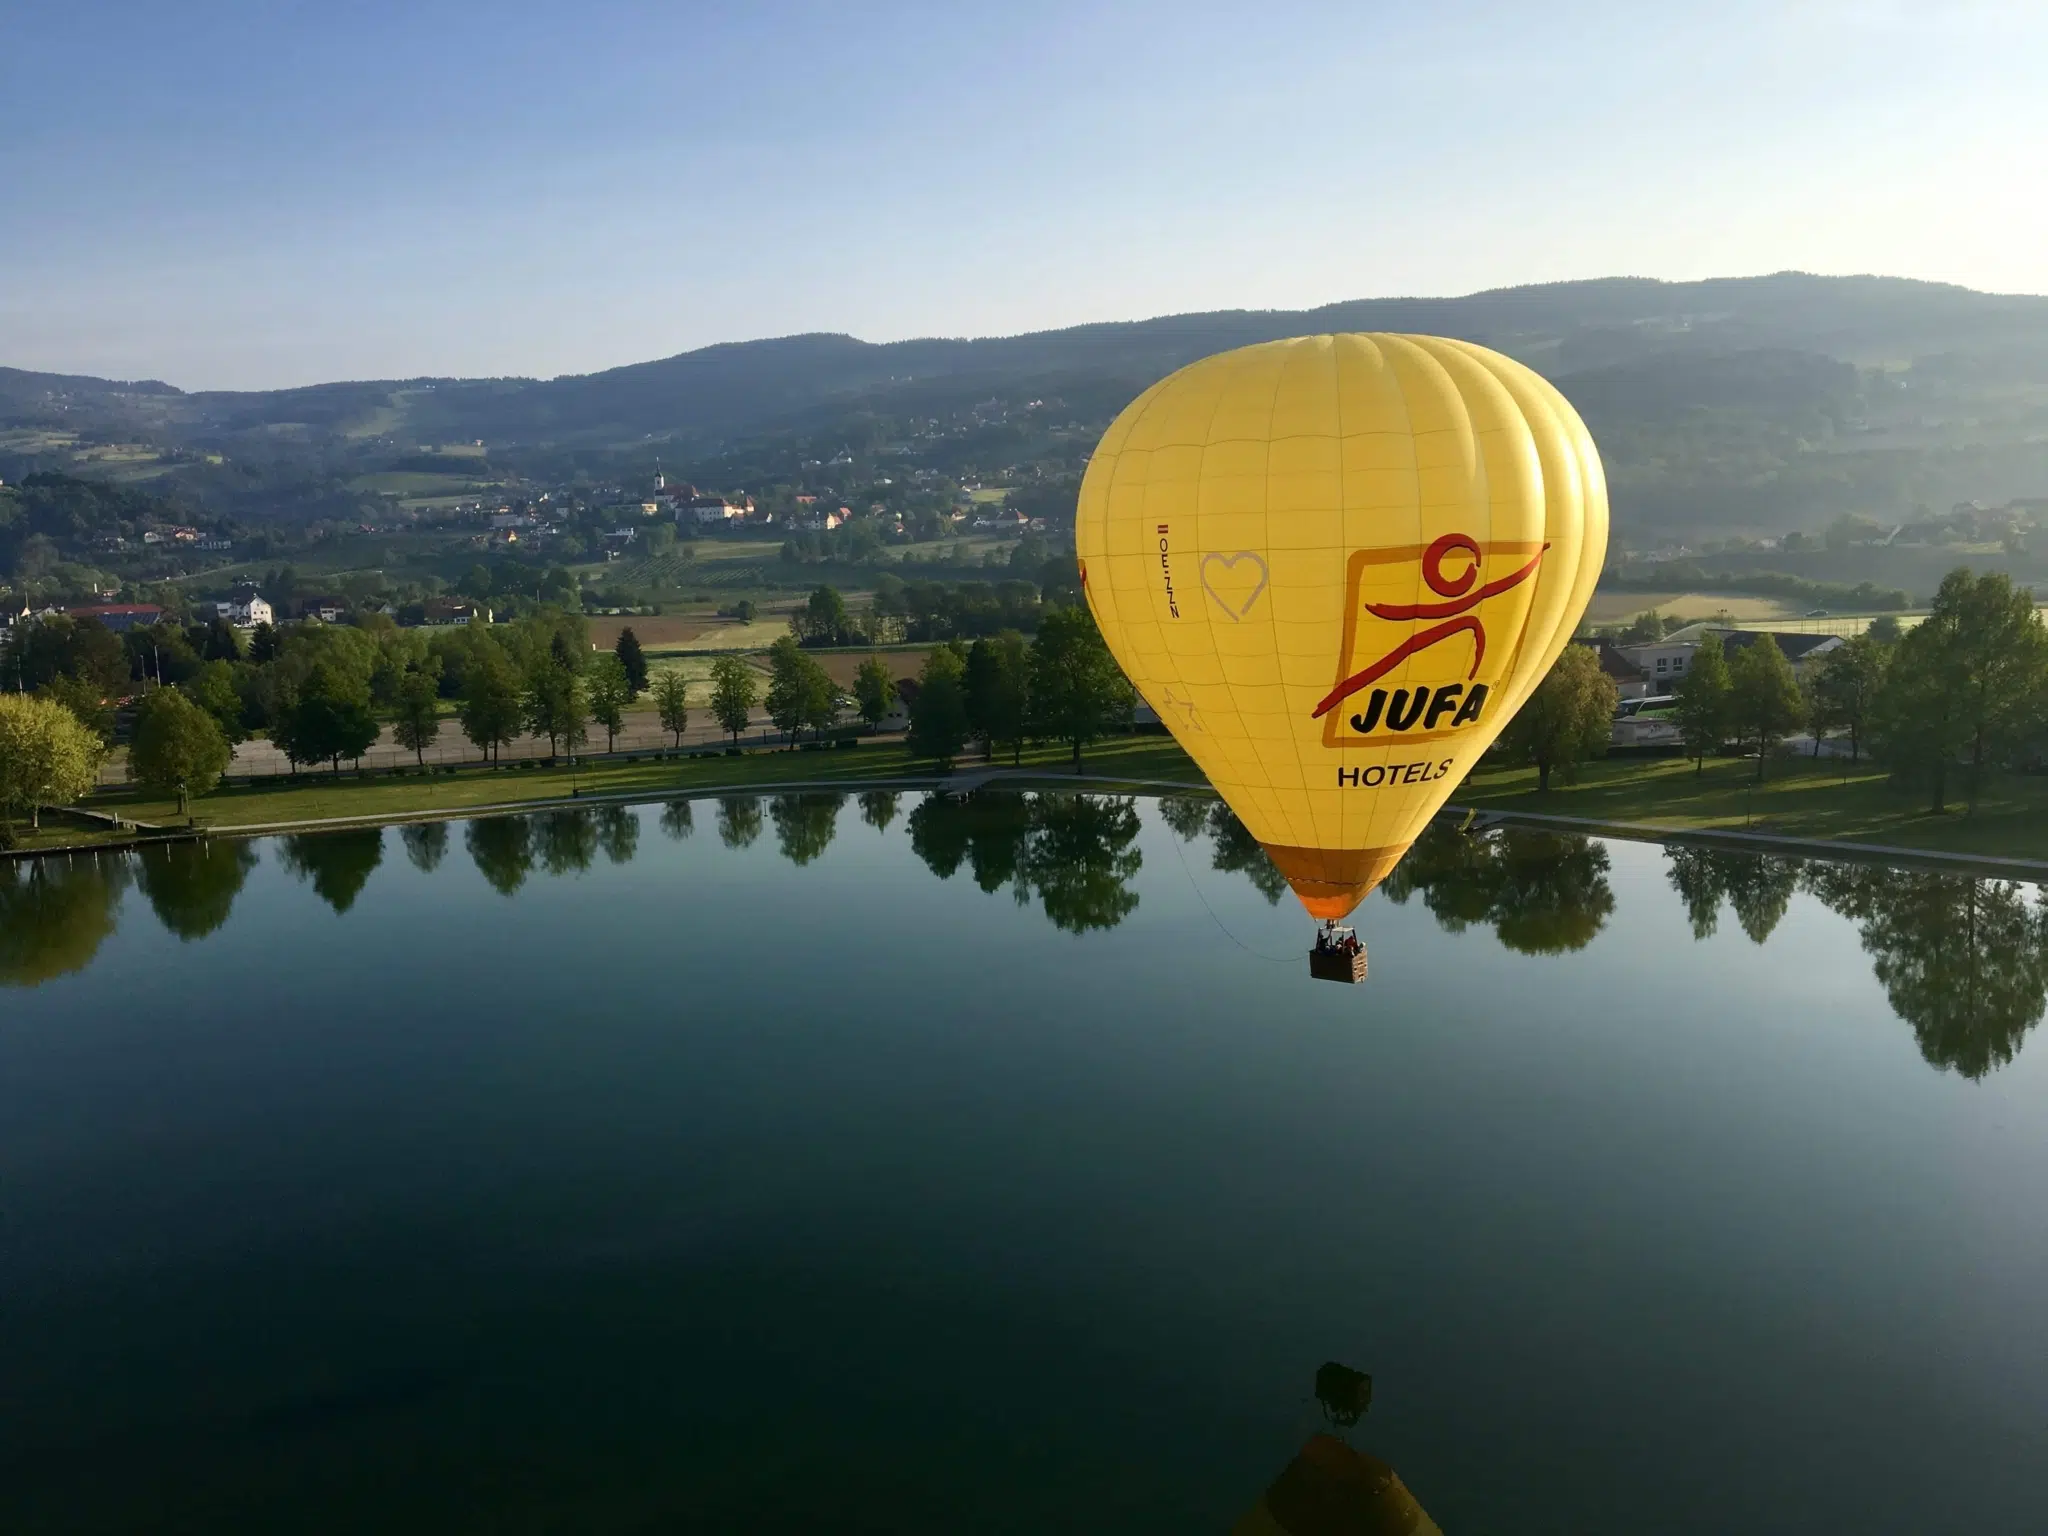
(1308, 926, 1368, 984)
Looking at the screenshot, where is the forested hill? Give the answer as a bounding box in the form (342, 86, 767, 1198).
(421, 272, 2048, 441)
(7, 272, 2048, 545)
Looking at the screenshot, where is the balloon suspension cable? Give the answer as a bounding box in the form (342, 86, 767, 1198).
(1167, 823, 1299, 964)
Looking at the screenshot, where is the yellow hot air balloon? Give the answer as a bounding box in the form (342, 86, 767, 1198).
(1077, 334, 1606, 932)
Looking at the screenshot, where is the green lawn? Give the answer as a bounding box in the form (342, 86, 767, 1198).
(29, 737, 2048, 865)
(88, 736, 1208, 834)
(347, 471, 482, 495)
(1458, 753, 2048, 860)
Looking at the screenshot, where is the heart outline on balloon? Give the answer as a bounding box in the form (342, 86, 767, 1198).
(1200, 551, 1269, 621)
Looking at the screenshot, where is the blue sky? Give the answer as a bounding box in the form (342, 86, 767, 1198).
(3, 1, 2043, 389)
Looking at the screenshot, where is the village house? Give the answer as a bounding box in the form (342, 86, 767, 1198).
(415, 597, 489, 627)
(216, 593, 275, 627)
(1573, 638, 1652, 701)
(1616, 626, 1845, 691)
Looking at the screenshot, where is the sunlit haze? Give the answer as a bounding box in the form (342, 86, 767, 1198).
(4, 0, 2044, 389)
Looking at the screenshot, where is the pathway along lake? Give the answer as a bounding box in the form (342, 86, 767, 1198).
(3, 794, 2045, 1533)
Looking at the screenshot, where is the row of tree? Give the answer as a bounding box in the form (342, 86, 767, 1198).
(1501, 568, 2048, 811)
(1673, 569, 2048, 810)
(892, 608, 1136, 770)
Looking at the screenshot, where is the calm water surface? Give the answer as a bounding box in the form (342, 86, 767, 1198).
(3, 793, 2045, 1533)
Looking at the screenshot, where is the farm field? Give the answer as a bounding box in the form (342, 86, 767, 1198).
(585, 611, 797, 651)
(348, 471, 486, 496)
(1582, 590, 1805, 625)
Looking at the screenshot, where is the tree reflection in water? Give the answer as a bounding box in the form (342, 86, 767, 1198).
(907, 790, 1033, 895)
(400, 820, 448, 874)
(1208, 804, 1291, 906)
(1156, 796, 1213, 842)
(1382, 823, 1615, 955)
(12, 797, 2046, 1085)
(770, 793, 842, 866)
(595, 805, 639, 866)
(1158, 797, 1290, 905)
(0, 850, 132, 986)
(1804, 864, 2048, 1079)
(136, 839, 258, 941)
(466, 815, 534, 896)
(907, 791, 1143, 933)
(277, 829, 385, 914)
(1665, 847, 1804, 944)
(538, 808, 597, 876)
(717, 796, 762, 850)
(857, 789, 900, 833)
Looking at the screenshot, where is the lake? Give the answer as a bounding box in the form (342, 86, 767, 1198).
(3, 793, 2044, 1533)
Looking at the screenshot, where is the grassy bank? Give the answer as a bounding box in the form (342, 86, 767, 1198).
(25, 736, 2048, 866)
(1457, 753, 2048, 861)
(84, 736, 1207, 835)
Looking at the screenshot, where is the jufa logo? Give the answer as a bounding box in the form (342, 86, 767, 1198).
(1316, 533, 1546, 748)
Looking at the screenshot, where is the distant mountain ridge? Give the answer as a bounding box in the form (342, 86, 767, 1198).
(8, 273, 2048, 548)
(8, 273, 2048, 448)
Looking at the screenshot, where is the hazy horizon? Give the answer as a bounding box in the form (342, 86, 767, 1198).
(5, 1, 2045, 391)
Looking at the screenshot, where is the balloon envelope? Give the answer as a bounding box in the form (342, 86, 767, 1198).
(1077, 333, 1607, 920)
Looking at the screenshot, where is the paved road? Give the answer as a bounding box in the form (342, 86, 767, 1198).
(97, 708, 800, 784)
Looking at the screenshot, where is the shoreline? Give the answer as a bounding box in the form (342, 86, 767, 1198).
(10, 761, 2047, 881)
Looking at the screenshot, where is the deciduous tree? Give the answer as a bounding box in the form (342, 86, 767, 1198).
(182, 660, 249, 746)
(1867, 570, 2048, 813)
(39, 674, 116, 745)
(522, 663, 588, 757)
(907, 645, 969, 767)
(1501, 643, 1618, 791)
(458, 649, 523, 763)
(853, 655, 895, 729)
(1675, 633, 1733, 774)
(0, 692, 105, 831)
(709, 653, 758, 745)
(130, 688, 232, 817)
(1029, 607, 1134, 771)
(653, 670, 690, 746)
(1727, 634, 1806, 780)
(965, 630, 1030, 763)
(274, 661, 380, 773)
(765, 635, 833, 745)
(392, 669, 441, 765)
(587, 653, 632, 752)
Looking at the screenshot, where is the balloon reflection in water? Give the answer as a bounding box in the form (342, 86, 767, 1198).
(1233, 1361, 1440, 1536)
